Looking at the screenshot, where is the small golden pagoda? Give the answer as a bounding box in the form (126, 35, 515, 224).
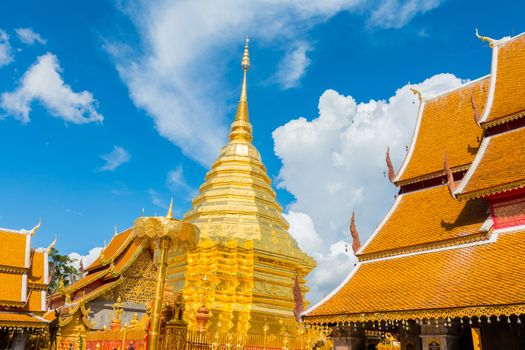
(167, 38, 316, 334)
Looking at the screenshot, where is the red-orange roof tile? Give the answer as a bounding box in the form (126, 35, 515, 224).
(359, 185, 488, 256)
(307, 230, 525, 319)
(0, 230, 28, 269)
(395, 77, 488, 185)
(482, 34, 525, 126)
(456, 126, 525, 199)
(86, 228, 134, 271)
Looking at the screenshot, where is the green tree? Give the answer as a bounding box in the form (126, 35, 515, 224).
(48, 247, 80, 293)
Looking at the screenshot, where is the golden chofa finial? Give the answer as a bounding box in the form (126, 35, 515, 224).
(166, 197, 173, 219)
(476, 28, 495, 48)
(46, 237, 57, 254)
(409, 87, 422, 103)
(241, 36, 250, 72)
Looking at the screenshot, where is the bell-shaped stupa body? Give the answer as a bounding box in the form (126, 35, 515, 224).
(167, 39, 315, 334)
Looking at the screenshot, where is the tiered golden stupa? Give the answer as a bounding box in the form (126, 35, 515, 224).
(167, 38, 316, 334)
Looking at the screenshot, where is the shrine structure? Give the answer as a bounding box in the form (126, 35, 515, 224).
(0, 223, 52, 348)
(48, 39, 317, 350)
(303, 31, 525, 350)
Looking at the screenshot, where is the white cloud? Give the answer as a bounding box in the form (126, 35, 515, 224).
(69, 247, 103, 271)
(275, 41, 311, 89)
(109, 0, 442, 166)
(368, 0, 441, 29)
(0, 29, 13, 67)
(1, 53, 104, 124)
(15, 28, 46, 45)
(98, 145, 131, 171)
(166, 164, 196, 199)
(148, 189, 169, 210)
(273, 73, 463, 302)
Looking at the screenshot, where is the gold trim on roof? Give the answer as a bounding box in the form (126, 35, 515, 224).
(357, 230, 492, 262)
(457, 179, 525, 201)
(304, 303, 525, 324)
(395, 164, 470, 187)
(482, 110, 525, 129)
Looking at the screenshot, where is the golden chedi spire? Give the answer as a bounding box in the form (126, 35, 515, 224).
(229, 37, 253, 143)
(179, 39, 315, 333)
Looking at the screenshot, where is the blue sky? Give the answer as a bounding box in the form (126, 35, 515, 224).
(1, 0, 524, 301)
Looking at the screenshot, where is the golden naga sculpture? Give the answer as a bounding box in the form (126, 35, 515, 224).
(385, 147, 396, 183)
(444, 151, 457, 199)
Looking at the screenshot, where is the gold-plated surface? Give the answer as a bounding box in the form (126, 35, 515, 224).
(149, 236, 170, 350)
(169, 40, 315, 335)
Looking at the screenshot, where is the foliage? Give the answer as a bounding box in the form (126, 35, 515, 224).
(48, 247, 80, 293)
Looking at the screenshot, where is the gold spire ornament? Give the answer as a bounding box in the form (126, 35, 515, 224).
(229, 36, 253, 143)
(166, 197, 174, 219)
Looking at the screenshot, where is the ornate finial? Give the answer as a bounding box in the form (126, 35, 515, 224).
(241, 36, 250, 72)
(58, 275, 65, 294)
(25, 219, 42, 236)
(444, 151, 457, 199)
(475, 28, 495, 48)
(103, 240, 107, 249)
(114, 225, 118, 236)
(350, 211, 361, 253)
(470, 91, 481, 126)
(141, 208, 145, 217)
(79, 259, 85, 274)
(409, 87, 422, 103)
(166, 197, 173, 219)
(385, 147, 396, 183)
(229, 37, 253, 142)
(46, 238, 57, 254)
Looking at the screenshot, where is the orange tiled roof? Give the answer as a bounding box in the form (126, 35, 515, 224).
(456, 126, 525, 200)
(306, 230, 525, 321)
(0, 230, 28, 269)
(358, 184, 488, 256)
(113, 239, 143, 274)
(86, 228, 134, 271)
(0, 272, 24, 304)
(482, 34, 525, 126)
(65, 267, 109, 293)
(0, 312, 48, 327)
(27, 289, 44, 312)
(29, 251, 47, 285)
(395, 77, 488, 185)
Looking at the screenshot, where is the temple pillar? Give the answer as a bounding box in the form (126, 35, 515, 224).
(149, 236, 170, 350)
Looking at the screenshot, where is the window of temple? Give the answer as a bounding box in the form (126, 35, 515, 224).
(428, 340, 440, 350)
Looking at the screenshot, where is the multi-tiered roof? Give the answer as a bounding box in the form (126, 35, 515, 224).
(0, 224, 51, 329)
(304, 32, 525, 324)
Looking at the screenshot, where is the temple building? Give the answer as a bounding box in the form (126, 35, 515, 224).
(50, 38, 315, 344)
(303, 32, 525, 350)
(0, 224, 52, 349)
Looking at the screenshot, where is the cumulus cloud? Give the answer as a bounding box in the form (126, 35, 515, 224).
(98, 145, 131, 171)
(69, 247, 103, 271)
(275, 41, 311, 89)
(274, 73, 463, 302)
(109, 0, 442, 166)
(15, 28, 46, 45)
(0, 29, 13, 67)
(1, 53, 104, 124)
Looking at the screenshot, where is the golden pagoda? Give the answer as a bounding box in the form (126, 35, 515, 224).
(167, 38, 316, 334)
